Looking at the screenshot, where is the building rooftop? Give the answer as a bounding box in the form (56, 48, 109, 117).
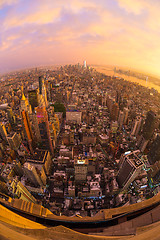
(27, 150, 48, 164)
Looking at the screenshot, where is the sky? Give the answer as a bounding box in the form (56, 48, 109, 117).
(0, 0, 160, 76)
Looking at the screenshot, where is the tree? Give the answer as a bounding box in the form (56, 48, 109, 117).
(53, 102, 66, 117)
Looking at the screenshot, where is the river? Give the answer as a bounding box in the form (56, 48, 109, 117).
(91, 65, 160, 93)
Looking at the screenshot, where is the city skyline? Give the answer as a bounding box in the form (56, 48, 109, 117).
(1, 0, 160, 77)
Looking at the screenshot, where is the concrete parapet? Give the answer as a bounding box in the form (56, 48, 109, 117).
(0, 204, 46, 229)
(102, 192, 160, 219)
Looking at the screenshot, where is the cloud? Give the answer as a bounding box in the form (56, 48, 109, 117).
(0, 0, 19, 9)
(0, 0, 160, 76)
(2, 0, 99, 29)
(4, 8, 61, 29)
(116, 0, 145, 14)
(116, 0, 160, 30)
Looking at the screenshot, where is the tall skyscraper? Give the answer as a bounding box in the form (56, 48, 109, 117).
(117, 150, 144, 190)
(0, 123, 7, 141)
(142, 110, 156, 140)
(47, 80, 52, 101)
(118, 111, 124, 129)
(35, 107, 53, 154)
(39, 76, 43, 95)
(148, 135, 160, 165)
(6, 108, 16, 127)
(21, 110, 34, 154)
(111, 102, 119, 121)
(123, 107, 129, 125)
(131, 117, 143, 137)
(11, 180, 37, 203)
(38, 77, 48, 107)
(30, 113, 42, 143)
(42, 80, 48, 107)
(23, 162, 43, 187)
(21, 93, 32, 113)
(7, 132, 21, 151)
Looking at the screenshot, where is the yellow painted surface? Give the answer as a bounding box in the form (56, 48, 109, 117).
(0, 204, 46, 229)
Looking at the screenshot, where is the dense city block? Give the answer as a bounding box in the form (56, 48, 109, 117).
(0, 64, 160, 217)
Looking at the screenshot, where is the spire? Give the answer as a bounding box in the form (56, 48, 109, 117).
(21, 93, 26, 101)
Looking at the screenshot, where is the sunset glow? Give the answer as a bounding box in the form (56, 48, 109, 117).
(0, 0, 160, 76)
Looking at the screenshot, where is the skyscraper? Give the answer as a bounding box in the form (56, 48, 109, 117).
(74, 158, 88, 182)
(39, 76, 43, 95)
(21, 93, 32, 113)
(142, 111, 156, 140)
(131, 117, 143, 137)
(0, 123, 7, 141)
(42, 80, 48, 107)
(7, 132, 21, 151)
(38, 77, 48, 107)
(123, 107, 129, 125)
(111, 102, 119, 121)
(21, 110, 34, 154)
(118, 111, 124, 129)
(6, 108, 16, 127)
(30, 113, 42, 143)
(148, 135, 160, 165)
(117, 150, 144, 190)
(35, 106, 53, 154)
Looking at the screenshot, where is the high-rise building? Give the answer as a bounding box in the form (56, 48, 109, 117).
(38, 77, 48, 107)
(21, 110, 34, 153)
(123, 107, 129, 125)
(131, 117, 143, 137)
(117, 150, 144, 190)
(21, 93, 32, 113)
(44, 151, 52, 175)
(107, 96, 114, 113)
(7, 132, 21, 150)
(142, 111, 156, 140)
(74, 158, 88, 182)
(24, 150, 51, 182)
(0, 123, 7, 141)
(6, 108, 16, 127)
(39, 76, 43, 95)
(116, 90, 121, 104)
(11, 179, 37, 203)
(148, 135, 160, 165)
(28, 89, 39, 110)
(23, 162, 43, 187)
(137, 135, 149, 152)
(35, 107, 53, 154)
(42, 80, 48, 107)
(111, 102, 119, 121)
(46, 80, 52, 101)
(118, 111, 124, 129)
(30, 113, 41, 143)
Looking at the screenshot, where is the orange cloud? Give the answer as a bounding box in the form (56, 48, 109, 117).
(117, 0, 145, 14)
(1, 0, 160, 77)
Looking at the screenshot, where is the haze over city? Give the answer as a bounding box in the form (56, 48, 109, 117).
(0, 0, 160, 77)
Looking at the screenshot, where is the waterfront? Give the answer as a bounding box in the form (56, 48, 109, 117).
(92, 65, 160, 94)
